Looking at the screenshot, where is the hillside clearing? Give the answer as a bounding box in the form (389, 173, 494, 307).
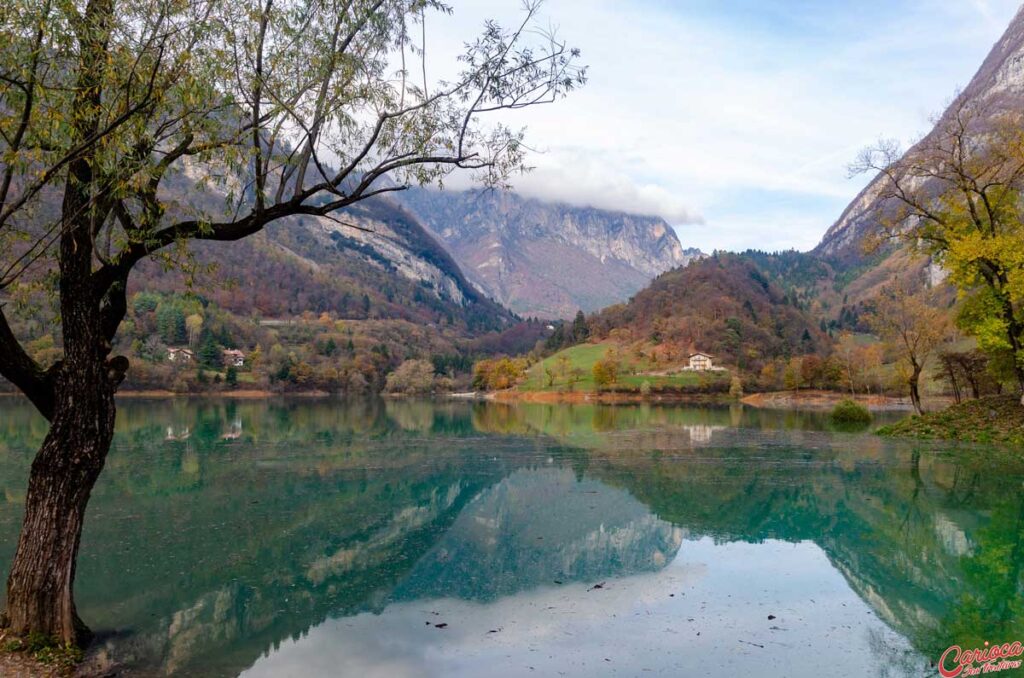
(519, 342, 730, 394)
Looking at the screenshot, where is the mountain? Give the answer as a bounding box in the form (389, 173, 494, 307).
(134, 195, 515, 334)
(0, 184, 539, 395)
(395, 188, 704, 319)
(816, 4, 1024, 263)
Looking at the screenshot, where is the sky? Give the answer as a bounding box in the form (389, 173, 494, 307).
(423, 0, 1023, 252)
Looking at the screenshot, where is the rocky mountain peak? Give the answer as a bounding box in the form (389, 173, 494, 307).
(816, 5, 1024, 260)
(395, 188, 705, 319)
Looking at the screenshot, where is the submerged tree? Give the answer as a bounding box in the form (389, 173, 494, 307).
(853, 97, 1024, 397)
(0, 0, 583, 644)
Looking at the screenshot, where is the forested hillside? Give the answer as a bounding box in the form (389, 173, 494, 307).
(588, 253, 830, 375)
(3, 195, 547, 395)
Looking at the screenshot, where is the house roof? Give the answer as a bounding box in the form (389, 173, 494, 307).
(689, 352, 714, 359)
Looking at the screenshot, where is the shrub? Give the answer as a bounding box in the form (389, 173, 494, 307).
(639, 380, 652, 398)
(472, 357, 529, 390)
(831, 399, 872, 425)
(592, 359, 619, 389)
(385, 359, 437, 395)
(729, 375, 744, 399)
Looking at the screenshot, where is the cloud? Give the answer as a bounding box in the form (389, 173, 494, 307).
(417, 0, 1023, 251)
(511, 150, 705, 224)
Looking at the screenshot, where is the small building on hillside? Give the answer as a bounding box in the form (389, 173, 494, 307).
(687, 352, 715, 371)
(222, 349, 246, 368)
(167, 347, 194, 363)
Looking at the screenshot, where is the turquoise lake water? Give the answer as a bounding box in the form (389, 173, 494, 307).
(0, 398, 1021, 676)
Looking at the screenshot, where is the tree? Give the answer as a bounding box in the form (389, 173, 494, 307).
(156, 303, 186, 345)
(834, 332, 860, 395)
(384, 359, 435, 395)
(198, 334, 222, 369)
(853, 98, 1024, 398)
(185, 314, 204, 348)
(934, 349, 992, 402)
(592, 358, 619, 389)
(867, 279, 950, 415)
(571, 310, 589, 343)
(934, 351, 964, 404)
(783, 357, 803, 391)
(567, 367, 584, 392)
(0, 0, 583, 644)
(729, 375, 744, 399)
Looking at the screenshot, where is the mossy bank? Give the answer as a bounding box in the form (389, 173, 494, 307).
(877, 396, 1024, 446)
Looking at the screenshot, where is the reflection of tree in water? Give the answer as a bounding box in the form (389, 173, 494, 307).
(0, 398, 1021, 675)
(923, 490, 1024, 658)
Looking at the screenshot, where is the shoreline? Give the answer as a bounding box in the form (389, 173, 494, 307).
(489, 390, 733, 405)
(740, 390, 918, 412)
(0, 388, 931, 410)
(0, 389, 333, 400)
(488, 388, 924, 410)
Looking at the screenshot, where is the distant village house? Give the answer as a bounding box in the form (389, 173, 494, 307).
(222, 349, 246, 368)
(167, 347, 194, 363)
(686, 352, 715, 371)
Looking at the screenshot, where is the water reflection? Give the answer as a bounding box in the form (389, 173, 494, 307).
(0, 398, 1020, 676)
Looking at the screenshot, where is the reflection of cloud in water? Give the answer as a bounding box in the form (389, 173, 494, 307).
(243, 539, 925, 678)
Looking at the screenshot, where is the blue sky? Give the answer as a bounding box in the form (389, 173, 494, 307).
(429, 0, 1023, 252)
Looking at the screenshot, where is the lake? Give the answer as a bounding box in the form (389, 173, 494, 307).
(0, 398, 1021, 677)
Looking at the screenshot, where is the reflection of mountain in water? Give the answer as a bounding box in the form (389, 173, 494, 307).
(0, 398, 1020, 675)
(394, 468, 683, 602)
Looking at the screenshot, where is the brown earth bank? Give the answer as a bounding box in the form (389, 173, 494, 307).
(0, 389, 333, 400)
(0, 652, 63, 678)
(488, 390, 734, 404)
(740, 390, 921, 411)
(0, 630, 78, 678)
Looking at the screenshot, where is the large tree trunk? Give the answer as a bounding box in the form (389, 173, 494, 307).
(3, 2, 122, 635)
(2, 357, 116, 646)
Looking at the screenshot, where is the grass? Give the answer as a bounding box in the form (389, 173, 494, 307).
(519, 342, 730, 394)
(877, 395, 1024, 446)
(0, 630, 82, 675)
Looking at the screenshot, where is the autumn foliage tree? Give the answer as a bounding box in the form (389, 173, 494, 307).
(0, 0, 583, 644)
(854, 97, 1024, 398)
(867, 279, 950, 415)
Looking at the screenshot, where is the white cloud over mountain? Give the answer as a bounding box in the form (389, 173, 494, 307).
(423, 0, 1022, 251)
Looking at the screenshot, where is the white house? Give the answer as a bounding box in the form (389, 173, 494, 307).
(222, 349, 246, 368)
(167, 347, 195, 363)
(687, 352, 715, 371)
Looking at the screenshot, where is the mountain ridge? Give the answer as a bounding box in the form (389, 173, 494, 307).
(816, 4, 1024, 261)
(395, 188, 704, 319)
